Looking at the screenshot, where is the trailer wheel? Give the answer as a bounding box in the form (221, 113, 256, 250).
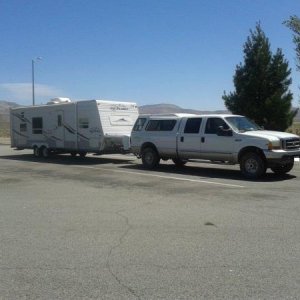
(70, 152, 77, 157)
(41, 146, 50, 158)
(33, 146, 40, 157)
(141, 147, 160, 169)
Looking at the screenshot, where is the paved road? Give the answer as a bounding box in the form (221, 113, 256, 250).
(1, 145, 300, 299)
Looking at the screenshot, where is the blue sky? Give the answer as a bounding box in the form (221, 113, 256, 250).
(0, 0, 299, 110)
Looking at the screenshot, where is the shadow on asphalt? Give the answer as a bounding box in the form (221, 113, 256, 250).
(119, 163, 297, 183)
(1, 152, 296, 182)
(0, 153, 134, 165)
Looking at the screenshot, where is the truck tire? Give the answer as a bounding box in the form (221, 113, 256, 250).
(172, 158, 188, 167)
(271, 161, 294, 175)
(240, 152, 266, 179)
(141, 147, 160, 169)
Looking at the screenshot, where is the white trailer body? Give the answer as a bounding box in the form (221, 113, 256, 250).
(10, 99, 138, 156)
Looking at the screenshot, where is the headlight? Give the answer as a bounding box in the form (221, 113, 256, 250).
(268, 142, 281, 150)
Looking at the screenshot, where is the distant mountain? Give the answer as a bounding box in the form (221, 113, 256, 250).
(139, 103, 229, 115)
(0, 100, 21, 122)
(0, 100, 299, 137)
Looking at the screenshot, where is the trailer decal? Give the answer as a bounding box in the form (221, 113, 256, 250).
(12, 129, 28, 138)
(63, 124, 76, 134)
(77, 132, 89, 140)
(11, 113, 31, 124)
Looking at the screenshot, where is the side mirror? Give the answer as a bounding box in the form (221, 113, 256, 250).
(217, 126, 233, 137)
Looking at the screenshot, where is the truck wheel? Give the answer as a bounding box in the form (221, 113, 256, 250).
(33, 146, 40, 157)
(172, 158, 188, 167)
(271, 161, 294, 175)
(240, 152, 266, 179)
(142, 147, 160, 169)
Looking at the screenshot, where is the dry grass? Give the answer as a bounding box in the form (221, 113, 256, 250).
(287, 122, 300, 136)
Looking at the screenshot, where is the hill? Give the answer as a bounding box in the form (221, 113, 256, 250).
(0, 100, 22, 136)
(138, 103, 228, 115)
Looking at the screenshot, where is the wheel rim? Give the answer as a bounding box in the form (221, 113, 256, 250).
(245, 158, 259, 174)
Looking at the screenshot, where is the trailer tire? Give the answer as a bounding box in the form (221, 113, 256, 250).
(141, 147, 160, 169)
(41, 146, 50, 158)
(33, 146, 40, 157)
(70, 152, 77, 157)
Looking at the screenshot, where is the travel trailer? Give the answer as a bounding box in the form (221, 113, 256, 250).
(10, 98, 139, 157)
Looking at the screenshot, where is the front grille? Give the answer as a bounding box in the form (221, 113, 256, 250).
(282, 138, 300, 150)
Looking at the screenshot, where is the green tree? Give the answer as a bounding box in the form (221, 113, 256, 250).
(284, 15, 300, 71)
(223, 24, 297, 131)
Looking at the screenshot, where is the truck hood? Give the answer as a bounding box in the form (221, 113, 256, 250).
(241, 130, 299, 141)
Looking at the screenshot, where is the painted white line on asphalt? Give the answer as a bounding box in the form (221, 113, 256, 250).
(75, 165, 245, 188)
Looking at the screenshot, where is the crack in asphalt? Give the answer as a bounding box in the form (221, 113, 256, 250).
(106, 210, 140, 300)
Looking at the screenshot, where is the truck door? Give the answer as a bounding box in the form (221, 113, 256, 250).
(177, 117, 203, 159)
(201, 117, 235, 161)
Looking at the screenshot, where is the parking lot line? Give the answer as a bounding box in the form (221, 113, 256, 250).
(75, 165, 245, 188)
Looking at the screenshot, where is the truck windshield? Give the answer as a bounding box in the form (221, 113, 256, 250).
(225, 116, 262, 132)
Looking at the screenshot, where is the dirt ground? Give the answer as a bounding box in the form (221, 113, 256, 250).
(0, 137, 10, 145)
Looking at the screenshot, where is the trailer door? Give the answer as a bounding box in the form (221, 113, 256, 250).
(55, 111, 65, 148)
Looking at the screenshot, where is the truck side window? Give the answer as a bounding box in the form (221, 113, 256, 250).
(133, 118, 146, 131)
(205, 118, 229, 134)
(184, 118, 202, 134)
(32, 117, 43, 134)
(146, 120, 176, 131)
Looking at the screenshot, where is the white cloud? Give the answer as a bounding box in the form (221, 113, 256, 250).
(0, 83, 66, 105)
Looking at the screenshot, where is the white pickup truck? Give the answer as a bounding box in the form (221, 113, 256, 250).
(130, 114, 300, 178)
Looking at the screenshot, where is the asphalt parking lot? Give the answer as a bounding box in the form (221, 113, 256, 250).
(1, 144, 300, 299)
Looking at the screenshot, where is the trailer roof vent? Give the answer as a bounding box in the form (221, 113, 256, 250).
(47, 97, 71, 104)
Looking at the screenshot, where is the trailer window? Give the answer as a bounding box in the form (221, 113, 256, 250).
(79, 118, 89, 129)
(184, 118, 202, 134)
(133, 118, 146, 131)
(20, 123, 27, 132)
(145, 119, 176, 131)
(57, 115, 62, 127)
(32, 117, 43, 134)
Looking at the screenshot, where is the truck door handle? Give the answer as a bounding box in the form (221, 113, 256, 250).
(201, 137, 205, 143)
(180, 136, 184, 142)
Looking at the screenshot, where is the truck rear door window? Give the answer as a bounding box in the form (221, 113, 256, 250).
(205, 118, 229, 134)
(145, 120, 176, 131)
(184, 118, 202, 133)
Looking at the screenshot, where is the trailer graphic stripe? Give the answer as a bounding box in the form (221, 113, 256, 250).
(63, 124, 76, 134)
(77, 132, 89, 140)
(12, 129, 28, 138)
